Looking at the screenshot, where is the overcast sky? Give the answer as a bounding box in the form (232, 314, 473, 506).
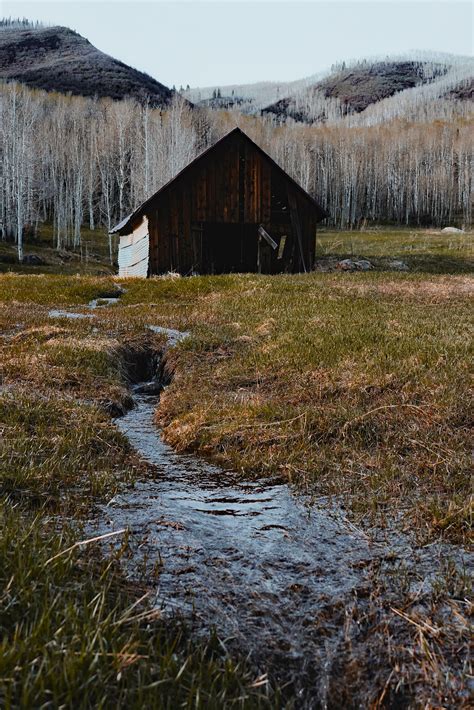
(3, 1, 473, 87)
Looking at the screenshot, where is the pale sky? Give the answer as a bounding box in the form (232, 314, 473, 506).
(2, 1, 473, 87)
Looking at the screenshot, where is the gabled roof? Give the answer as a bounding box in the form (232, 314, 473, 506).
(110, 127, 327, 234)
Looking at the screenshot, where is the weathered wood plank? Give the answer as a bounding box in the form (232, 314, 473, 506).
(261, 160, 271, 224)
(258, 225, 278, 250)
(287, 188, 307, 272)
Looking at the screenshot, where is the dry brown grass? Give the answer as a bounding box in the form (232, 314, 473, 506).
(128, 271, 473, 545)
(0, 268, 472, 707)
(333, 273, 474, 300)
(0, 278, 269, 707)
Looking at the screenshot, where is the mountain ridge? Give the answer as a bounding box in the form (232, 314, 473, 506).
(262, 59, 472, 123)
(0, 24, 175, 105)
(184, 52, 473, 124)
(1, 23, 471, 123)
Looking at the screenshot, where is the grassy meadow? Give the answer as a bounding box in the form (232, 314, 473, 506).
(0, 277, 270, 708)
(0, 225, 116, 275)
(0, 227, 472, 707)
(316, 227, 473, 274)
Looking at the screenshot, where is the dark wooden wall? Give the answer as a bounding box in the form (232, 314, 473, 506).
(134, 131, 317, 275)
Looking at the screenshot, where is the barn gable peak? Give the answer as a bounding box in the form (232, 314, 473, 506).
(110, 127, 326, 236)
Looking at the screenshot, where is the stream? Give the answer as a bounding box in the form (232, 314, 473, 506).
(91, 383, 382, 697)
(82, 320, 385, 698)
(106, 388, 374, 628)
(47, 306, 471, 701)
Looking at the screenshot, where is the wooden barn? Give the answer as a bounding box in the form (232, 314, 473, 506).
(110, 127, 327, 277)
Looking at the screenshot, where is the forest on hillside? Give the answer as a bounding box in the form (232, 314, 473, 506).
(0, 80, 472, 261)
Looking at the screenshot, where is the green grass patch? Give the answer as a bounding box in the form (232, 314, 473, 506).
(317, 227, 473, 273)
(0, 392, 133, 506)
(0, 505, 268, 708)
(0, 225, 116, 275)
(0, 273, 118, 305)
(0, 311, 269, 706)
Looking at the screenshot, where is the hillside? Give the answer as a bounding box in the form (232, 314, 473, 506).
(185, 54, 473, 125)
(262, 59, 473, 124)
(184, 74, 325, 115)
(0, 24, 174, 105)
(263, 61, 436, 120)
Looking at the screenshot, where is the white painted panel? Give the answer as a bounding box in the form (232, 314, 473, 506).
(130, 216, 149, 241)
(118, 216, 149, 278)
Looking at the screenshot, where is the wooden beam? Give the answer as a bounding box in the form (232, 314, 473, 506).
(238, 139, 245, 224)
(287, 189, 307, 272)
(258, 225, 278, 250)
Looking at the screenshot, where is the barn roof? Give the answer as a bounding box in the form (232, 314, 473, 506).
(110, 127, 327, 235)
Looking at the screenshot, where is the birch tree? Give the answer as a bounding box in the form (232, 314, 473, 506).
(1, 80, 471, 253)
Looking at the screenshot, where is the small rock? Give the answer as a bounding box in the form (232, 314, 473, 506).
(22, 253, 46, 265)
(354, 259, 373, 271)
(134, 381, 162, 395)
(336, 258, 373, 271)
(441, 227, 464, 233)
(336, 259, 356, 271)
(388, 260, 409, 271)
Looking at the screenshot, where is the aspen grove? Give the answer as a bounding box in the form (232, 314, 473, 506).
(0, 81, 472, 260)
